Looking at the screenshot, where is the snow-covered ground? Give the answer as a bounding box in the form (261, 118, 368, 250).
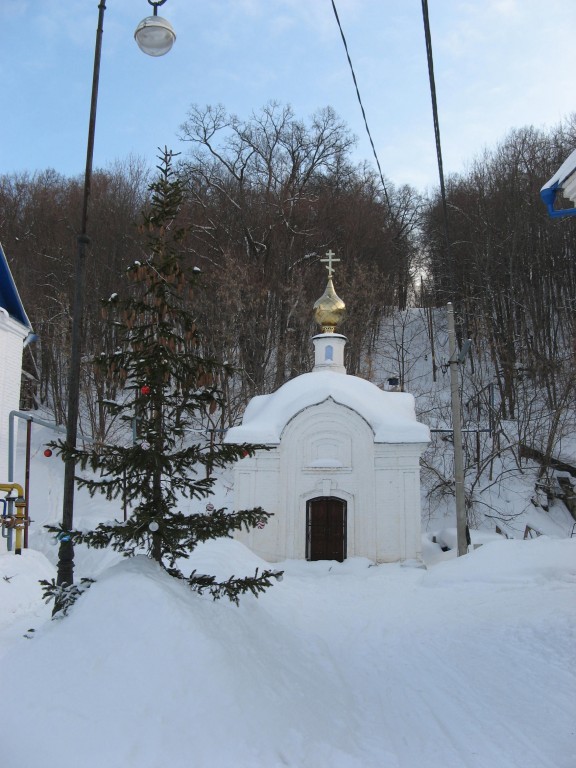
(1, 537, 575, 768)
(1, 423, 575, 768)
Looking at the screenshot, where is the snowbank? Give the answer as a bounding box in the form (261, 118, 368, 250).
(1, 537, 574, 768)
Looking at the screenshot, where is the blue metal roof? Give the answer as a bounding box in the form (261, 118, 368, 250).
(540, 149, 576, 219)
(0, 242, 31, 329)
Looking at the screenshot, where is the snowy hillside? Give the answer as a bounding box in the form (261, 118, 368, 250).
(367, 308, 576, 542)
(0, 423, 575, 768)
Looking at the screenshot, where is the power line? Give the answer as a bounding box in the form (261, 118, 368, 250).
(421, 0, 451, 266)
(330, 0, 392, 211)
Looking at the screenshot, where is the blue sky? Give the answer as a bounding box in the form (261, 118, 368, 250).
(2, 0, 576, 192)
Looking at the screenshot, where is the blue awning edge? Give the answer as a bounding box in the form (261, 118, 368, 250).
(540, 149, 576, 218)
(0, 242, 32, 329)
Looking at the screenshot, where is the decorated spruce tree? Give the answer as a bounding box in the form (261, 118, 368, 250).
(51, 149, 281, 603)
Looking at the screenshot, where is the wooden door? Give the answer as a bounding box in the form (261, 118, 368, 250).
(306, 497, 347, 562)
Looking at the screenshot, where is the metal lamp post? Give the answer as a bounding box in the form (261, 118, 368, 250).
(57, 0, 175, 589)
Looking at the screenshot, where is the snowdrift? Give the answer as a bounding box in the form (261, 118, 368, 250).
(1, 537, 575, 768)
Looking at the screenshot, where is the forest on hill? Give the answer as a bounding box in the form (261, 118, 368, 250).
(0, 104, 574, 525)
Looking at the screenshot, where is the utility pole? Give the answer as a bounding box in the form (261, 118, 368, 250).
(447, 302, 469, 556)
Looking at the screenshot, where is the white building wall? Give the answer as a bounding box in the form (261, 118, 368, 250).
(234, 453, 281, 562)
(374, 467, 400, 561)
(373, 445, 426, 562)
(0, 313, 28, 481)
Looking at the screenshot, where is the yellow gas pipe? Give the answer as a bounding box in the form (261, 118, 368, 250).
(0, 483, 26, 554)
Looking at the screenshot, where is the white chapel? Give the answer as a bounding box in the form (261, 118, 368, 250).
(225, 253, 430, 563)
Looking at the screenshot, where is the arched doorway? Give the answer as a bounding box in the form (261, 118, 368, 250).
(306, 497, 347, 562)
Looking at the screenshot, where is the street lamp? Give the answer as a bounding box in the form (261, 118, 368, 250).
(57, 0, 175, 591)
(135, 1, 176, 56)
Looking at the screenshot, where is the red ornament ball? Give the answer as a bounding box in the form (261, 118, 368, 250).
(140, 385, 151, 396)
(43, 448, 53, 458)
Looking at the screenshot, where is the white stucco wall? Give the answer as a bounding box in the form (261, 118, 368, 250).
(0, 312, 28, 480)
(232, 397, 428, 563)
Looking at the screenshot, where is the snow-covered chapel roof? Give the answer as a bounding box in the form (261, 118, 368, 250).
(225, 371, 430, 445)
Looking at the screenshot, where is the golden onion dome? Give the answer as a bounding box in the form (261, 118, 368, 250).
(313, 275, 346, 333)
